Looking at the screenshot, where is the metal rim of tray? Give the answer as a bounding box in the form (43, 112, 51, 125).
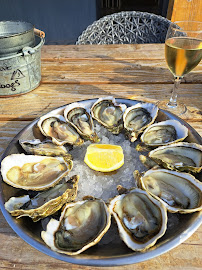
(0, 98, 201, 267)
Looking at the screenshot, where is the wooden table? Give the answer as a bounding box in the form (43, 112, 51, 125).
(0, 44, 201, 269)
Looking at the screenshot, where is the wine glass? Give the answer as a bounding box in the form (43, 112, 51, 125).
(157, 21, 202, 115)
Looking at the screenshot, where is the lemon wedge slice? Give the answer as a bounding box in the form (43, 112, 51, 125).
(84, 144, 124, 172)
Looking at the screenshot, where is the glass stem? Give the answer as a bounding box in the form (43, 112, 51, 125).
(167, 77, 181, 108)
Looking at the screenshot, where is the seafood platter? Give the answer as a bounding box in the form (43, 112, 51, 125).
(0, 97, 201, 266)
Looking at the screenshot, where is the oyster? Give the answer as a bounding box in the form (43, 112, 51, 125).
(109, 188, 167, 251)
(41, 197, 111, 255)
(4, 175, 79, 222)
(1, 154, 73, 191)
(37, 114, 84, 146)
(135, 169, 202, 213)
(19, 139, 72, 159)
(64, 102, 99, 142)
(141, 120, 188, 146)
(140, 142, 202, 173)
(91, 96, 126, 134)
(123, 102, 158, 142)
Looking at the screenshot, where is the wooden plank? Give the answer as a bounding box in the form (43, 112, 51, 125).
(0, 43, 201, 270)
(0, 231, 200, 270)
(0, 121, 28, 157)
(170, 0, 202, 22)
(41, 44, 166, 61)
(0, 84, 201, 121)
(0, 209, 201, 270)
(40, 60, 202, 84)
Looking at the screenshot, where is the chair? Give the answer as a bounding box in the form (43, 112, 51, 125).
(76, 11, 171, 45)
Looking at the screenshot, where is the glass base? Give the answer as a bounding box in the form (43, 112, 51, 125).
(156, 100, 187, 115)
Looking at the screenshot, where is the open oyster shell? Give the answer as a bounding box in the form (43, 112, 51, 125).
(1, 154, 73, 191)
(135, 169, 202, 213)
(140, 142, 202, 173)
(4, 175, 79, 222)
(64, 102, 99, 142)
(123, 102, 158, 142)
(41, 197, 111, 255)
(140, 120, 188, 146)
(91, 96, 126, 134)
(19, 139, 72, 159)
(37, 114, 84, 146)
(109, 188, 167, 251)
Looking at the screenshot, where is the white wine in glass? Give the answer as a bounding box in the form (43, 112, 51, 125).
(158, 21, 202, 115)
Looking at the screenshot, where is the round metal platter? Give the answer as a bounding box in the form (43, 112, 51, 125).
(0, 98, 201, 266)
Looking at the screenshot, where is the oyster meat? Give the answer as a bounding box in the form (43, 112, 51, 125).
(136, 169, 202, 213)
(64, 102, 99, 142)
(109, 188, 167, 251)
(37, 114, 84, 146)
(5, 175, 79, 222)
(123, 102, 158, 142)
(141, 120, 188, 146)
(91, 96, 126, 134)
(142, 142, 202, 173)
(1, 154, 73, 191)
(41, 197, 111, 255)
(19, 139, 72, 159)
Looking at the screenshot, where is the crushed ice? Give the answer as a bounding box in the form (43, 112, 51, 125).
(68, 123, 146, 202)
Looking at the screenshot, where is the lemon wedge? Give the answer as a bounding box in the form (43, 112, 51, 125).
(84, 144, 124, 172)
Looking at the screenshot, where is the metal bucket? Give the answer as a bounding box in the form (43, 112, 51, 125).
(0, 21, 37, 57)
(0, 34, 45, 96)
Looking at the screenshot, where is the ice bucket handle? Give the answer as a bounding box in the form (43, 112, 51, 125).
(34, 28, 45, 39)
